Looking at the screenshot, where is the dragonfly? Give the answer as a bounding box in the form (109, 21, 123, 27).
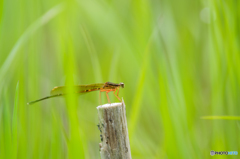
(27, 82, 124, 105)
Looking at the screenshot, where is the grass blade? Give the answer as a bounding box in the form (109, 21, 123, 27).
(0, 3, 65, 90)
(12, 82, 19, 158)
(201, 116, 240, 120)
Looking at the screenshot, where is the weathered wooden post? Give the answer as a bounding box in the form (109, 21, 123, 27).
(97, 99, 131, 159)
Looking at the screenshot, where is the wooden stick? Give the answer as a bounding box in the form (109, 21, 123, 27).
(97, 99, 131, 159)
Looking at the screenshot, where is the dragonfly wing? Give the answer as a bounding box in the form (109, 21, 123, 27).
(50, 86, 66, 95)
(50, 83, 105, 96)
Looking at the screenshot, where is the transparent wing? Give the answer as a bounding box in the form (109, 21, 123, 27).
(50, 83, 105, 95)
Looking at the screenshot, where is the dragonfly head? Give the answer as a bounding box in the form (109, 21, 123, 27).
(120, 82, 124, 88)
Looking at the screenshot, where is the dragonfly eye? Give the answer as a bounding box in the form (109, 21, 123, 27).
(120, 83, 124, 88)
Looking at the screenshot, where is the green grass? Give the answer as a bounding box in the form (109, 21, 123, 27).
(0, 0, 239, 158)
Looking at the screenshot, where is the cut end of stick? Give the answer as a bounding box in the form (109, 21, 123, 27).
(97, 102, 122, 109)
(97, 98, 125, 109)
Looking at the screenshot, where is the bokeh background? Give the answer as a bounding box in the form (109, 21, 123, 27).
(0, 0, 239, 158)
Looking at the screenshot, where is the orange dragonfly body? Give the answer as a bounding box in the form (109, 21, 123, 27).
(27, 82, 124, 105)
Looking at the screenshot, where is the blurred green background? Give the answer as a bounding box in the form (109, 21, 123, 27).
(0, 0, 239, 158)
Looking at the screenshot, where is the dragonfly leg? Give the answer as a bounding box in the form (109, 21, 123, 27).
(117, 87, 120, 96)
(106, 92, 111, 103)
(99, 91, 102, 105)
(113, 93, 122, 102)
(113, 88, 121, 102)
